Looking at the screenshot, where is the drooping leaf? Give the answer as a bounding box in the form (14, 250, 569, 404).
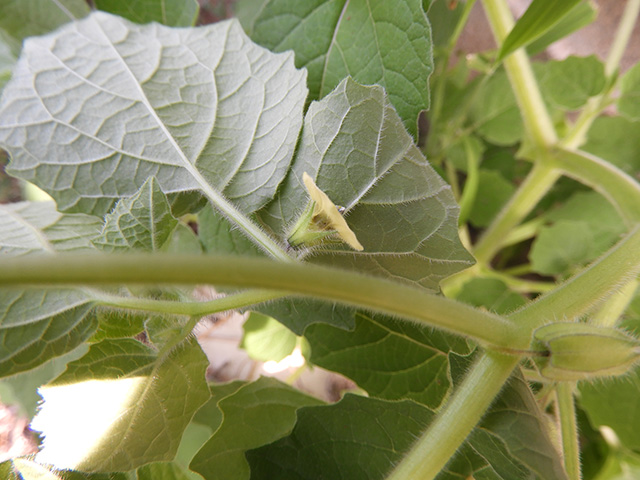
(618, 62, 640, 121)
(304, 312, 471, 408)
(236, 0, 433, 138)
(95, 0, 199, 27)
(32, 337, 210, 472)
(190, 377, 323, 480)
(497, 0, 582, 61)
(0, 0, 89, 52)
(538, 55, 606, 110)
(0, 12, 307, 217)
(240, 312, 297, 362)
(93, 177, 179, 252)
(262, 77, 474, 290)
(580, 368, 640, 452)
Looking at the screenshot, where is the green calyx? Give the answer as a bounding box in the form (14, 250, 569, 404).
(533, 323, 640, 381)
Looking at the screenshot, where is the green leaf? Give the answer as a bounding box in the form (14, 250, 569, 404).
(468, 169, 515, 228)
(618, 62, 640, 121)
(470, 70, 523, 145)
(136, 461, 201, 480)
(189, 377, 323, 480)
(12, 458, 62, 480)
(456, 278, 527, 314)
(580, 369, 640, 452)
(530, 221, 595, 275)
(197, 206, 263, 257)
(262, 78, 474, 291)
(32, 337, 210, 472)
(95, 0, 199, 27)
(90, 307, 147, 341)
(237, 0, 432, 138)
(527, 1, 597, 55)
(0, 35, 16, 92)
(246, 374, 566, 479)
(93, 177, 179, 252)
(0, 201, 101, 256)
(497, 0, 582, 61)
(0, 0, 89, 51)
(240, 312, 297, 362)
(305, 312, 471, 408)
(0, 12, 307, 216)
(162, 223, 202, 254)
(539, 55, 606, 110)
(583, 116, 640, 175)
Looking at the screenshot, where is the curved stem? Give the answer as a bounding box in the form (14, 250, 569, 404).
(387, 351, 519, 480)
(94, 289, 285, 317)
(0, 253, 525, 350)
(557, 382, 581, 480)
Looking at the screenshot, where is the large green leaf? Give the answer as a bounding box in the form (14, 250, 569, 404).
(190, 377, 323, 480)
(538, 55, 606, 110)
(93, 177, 179, 252)
(236, 0, 432, 138)
(305, 312, 471, 408)
(0, 12, 307, 216)
(246, 374, 566, 479)
(262, 77, 474, 290)
(0, 0, 89, 52)
(95, 0, 199, 27)
(32, 337, 210, 473)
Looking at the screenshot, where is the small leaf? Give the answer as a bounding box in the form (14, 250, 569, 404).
(190, 377, 323, 480)
(32, 338, 210, 472)
(95, 0, 199, 27)
(237, 0, 433, 138)
(93, 177, 179, 252)
(583, 116, 640, 175)
(498, 0, 582, 61)
(530, 221, 594, 275)
(618, 62, 640, 120)
(456, 278, 526, 314)
(240, 312, 297, 362)
(539, 55, 606, 110)
(468, 169, 515, 228)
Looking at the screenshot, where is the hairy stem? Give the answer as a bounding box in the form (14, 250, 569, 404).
(557, 382, 581, 480)
(0, 254, 525, 350)
(387, 351, 519, 480)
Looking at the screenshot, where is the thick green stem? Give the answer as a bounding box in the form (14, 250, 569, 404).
(387, 351, 519, 480)
(94, 289, 284, 317)
(509, 225, 640, 331)
(605, 0, 640, 77)
(473, 162, 561, 264)
(590, 278, 639, 327)
(557, 382, 581, 480)
(481, 0, 557, 147)
(0, 254, 525, 350)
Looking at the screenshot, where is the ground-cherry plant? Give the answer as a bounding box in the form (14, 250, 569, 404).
(1, 0, 640, 479)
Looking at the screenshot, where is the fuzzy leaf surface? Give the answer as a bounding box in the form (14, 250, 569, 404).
(95, 0, 199, 27)
(32, 337, 210, 472)
(236, 0, 432, 138)
(0, 12, 307, 216)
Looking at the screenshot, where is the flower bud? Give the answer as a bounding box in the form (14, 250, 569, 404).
(533, 323, 640, 381)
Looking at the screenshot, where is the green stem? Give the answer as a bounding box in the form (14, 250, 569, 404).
(553, 148, 640, 225)
(557, 382, 581, 480)
(457, 137, 480, 226)
(0, 253, 526, 350)
(509, 225, 640, 332)
(481, 0, 558, 147)
(94, 289, 285, 317)
(605, 0, 640, 77)
(473, 162, 561, 264)
(590, 278, 639, 327)
(387, 351, 519, 480)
